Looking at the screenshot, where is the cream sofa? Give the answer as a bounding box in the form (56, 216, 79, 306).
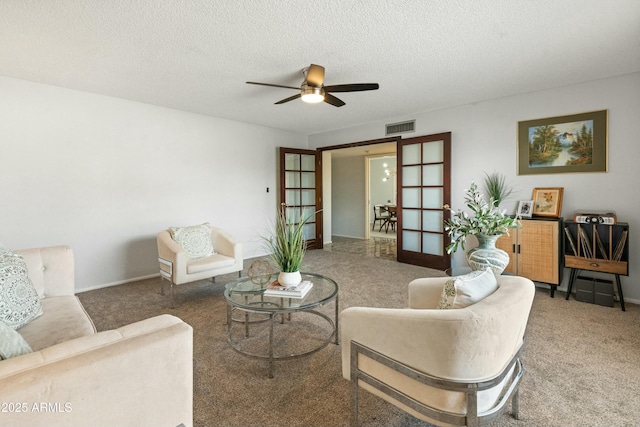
(0, 245, 193, 427)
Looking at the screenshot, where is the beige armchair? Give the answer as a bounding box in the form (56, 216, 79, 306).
(341, 275, 535, 427)
(157, 225, 243, 307)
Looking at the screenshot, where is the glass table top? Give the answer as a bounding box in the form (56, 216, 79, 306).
(224, 272, 338, 312)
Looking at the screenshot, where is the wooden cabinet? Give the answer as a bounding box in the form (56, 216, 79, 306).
(496, 218, 563, 296)
(563, 220, 629, 310)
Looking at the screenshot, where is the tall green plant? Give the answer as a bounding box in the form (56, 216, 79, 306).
(263, 204, 314, 272)
(483, 172, 513, 207)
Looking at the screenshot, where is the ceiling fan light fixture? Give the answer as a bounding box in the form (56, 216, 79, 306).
(301, 86, 325, 103)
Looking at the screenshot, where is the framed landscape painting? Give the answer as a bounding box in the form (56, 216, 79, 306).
(517, 110, 608, 175)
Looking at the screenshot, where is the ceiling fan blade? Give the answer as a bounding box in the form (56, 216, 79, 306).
(323, 83, 379, 93)
(246, 81, 300, 90)
(323, 93, 345, 107)
(305, 64, 325, 87)
(275, 93, 302, 105)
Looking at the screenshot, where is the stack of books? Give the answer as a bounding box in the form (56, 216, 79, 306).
(263, 280, 313, 298)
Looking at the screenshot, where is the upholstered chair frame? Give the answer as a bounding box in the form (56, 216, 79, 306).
(350, 341, 523, 427)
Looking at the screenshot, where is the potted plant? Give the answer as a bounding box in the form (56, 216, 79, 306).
(262, 204, 314, 286)
(483, 171, 514, 208)
(443, 182, 520, 275)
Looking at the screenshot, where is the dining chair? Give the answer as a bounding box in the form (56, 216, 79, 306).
(384, 205, 397, 233)
(371, 205, 390, 231)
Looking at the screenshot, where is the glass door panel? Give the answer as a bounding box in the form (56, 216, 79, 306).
(422, 211, 443, 233)
(402, 188, 420, 208)
(403, 209, 420, 230)
(422, 164, 444, 185)
(402, 166, 421, 186)
(402, 144, 420, 163)
(423, 234, 443, 256)
(422, 188, 443, 208)
(422, 140, 444, 163)
(402, 230, 420, 252)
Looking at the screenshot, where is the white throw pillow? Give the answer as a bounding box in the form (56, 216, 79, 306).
(169, 223, 215, 259)
(437, 268, 498, 309)
(0, 250, 43, 329)
(0, 320, 32, 360)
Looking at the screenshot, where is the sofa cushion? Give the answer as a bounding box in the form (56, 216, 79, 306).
(0, 250, 43, 329)
(437, 268, 498, 309)
(170, 223, 215, 259)
(0, 320, 32, 360)
(186, 253, 235, 274)
(18, 296, 96, 351)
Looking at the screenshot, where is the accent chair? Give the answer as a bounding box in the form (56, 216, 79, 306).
(157, 224, 243, 307)
(341, 274, 535, 427)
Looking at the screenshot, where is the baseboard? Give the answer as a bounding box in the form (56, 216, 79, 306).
(332, 234, 366, 240)
(76, 272, 162, 293)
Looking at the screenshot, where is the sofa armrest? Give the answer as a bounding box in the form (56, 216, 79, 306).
(0, 314, 193, 427)
(15, 245, 75, 298)
(210, 227, 242, 265)
(407, 277, 448, 309)
(157, 231, 188, 283)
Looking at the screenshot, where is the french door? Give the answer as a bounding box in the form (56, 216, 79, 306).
(278, 147, 323, 249)
(397, 133, 451, 270)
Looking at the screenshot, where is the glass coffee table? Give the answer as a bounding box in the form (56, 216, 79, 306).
(224, 272, 339, 378)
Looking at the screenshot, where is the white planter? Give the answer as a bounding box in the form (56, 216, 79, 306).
(278, 271, 302, 286)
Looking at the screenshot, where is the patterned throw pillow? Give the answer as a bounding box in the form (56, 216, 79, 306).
(437, 268, 498, 309)
(169, 223, 215, 259)
(0, 320, 32, 360)
(0, 250, 43, 329)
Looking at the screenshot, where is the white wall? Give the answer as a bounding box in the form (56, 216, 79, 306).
(0, 76, 307, 291)
(311, 73, 640, 304)
(331, 156, 366, 238)
(369, 156, 396, 207)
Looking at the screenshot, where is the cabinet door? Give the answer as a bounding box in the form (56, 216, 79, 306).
(496, 232, 517, 275)
(518, 220, 559, 284)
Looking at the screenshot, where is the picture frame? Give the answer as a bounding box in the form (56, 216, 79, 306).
(517, 110, 608, 175)
(532, 188, 564, 218)
(517, 200, 534, 218)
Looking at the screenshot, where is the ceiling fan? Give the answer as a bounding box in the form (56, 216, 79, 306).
(246, 64, 379, 107)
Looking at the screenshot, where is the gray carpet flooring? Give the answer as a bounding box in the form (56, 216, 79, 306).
(77, 249, 640, 427)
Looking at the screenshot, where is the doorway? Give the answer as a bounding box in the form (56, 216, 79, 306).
(367, 155, 397, 240)
(319, 139, 397, 246)
(320, 138, 398, 261)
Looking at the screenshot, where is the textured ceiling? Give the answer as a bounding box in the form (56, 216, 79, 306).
(1, 1, 639, 136)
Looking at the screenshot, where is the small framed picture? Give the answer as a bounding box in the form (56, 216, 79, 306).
(532, 187, 564, 217)
(517, 200, 534, 218)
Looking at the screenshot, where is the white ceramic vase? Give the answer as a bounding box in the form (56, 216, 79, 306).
(466, 233, 510, 276)
(278, 271, 302, 286)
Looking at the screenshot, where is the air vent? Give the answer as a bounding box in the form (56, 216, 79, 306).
(385, 120, 415, 135)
